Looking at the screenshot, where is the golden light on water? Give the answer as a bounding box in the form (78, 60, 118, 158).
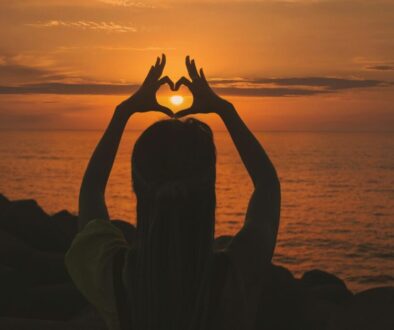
(170, 95, 184, 106)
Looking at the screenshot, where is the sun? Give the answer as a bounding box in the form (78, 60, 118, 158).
(170, 95, 184, 106)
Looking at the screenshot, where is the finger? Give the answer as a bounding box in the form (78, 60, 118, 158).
(199, 68, 207, 83)
(186, 56, 199, 81)
(185, 56, 198, 81)
(175, 76, 192, 91)
(160, 54, 166, 69)
(154, 56, 160, 68)
(155, 105, 174, 117)
(158, 76, 175, 90)
(190, 59, 200, 80)
(174, 107, 198, 118)
(156, 54, 166, 78)
(143, 65, 155, 84)
(150, 55, 163, 81)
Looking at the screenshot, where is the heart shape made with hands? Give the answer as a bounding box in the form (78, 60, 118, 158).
(156, 77, 193, 113)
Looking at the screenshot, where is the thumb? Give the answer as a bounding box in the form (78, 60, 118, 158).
(155, 104, 174, 117)
(174, 107, 196, 118)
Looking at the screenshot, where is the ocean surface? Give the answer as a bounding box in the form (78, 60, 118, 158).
(0, 130, 393, 292)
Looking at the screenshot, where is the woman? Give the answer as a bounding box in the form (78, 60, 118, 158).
(65, 55, 281, 330)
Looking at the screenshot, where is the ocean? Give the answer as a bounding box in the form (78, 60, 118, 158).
(0, 130, 393, 292)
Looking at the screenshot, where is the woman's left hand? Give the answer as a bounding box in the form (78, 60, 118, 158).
(116, 54, 174, 118)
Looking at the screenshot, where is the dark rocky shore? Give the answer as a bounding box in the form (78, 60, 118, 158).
(0, 194, 392, 330)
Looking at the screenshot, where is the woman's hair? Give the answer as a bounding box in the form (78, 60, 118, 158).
(128, 118, 216, 330)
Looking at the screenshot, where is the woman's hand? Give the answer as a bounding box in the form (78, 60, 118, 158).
(175, 56, 233, 118)
(116, 54, 174, 118)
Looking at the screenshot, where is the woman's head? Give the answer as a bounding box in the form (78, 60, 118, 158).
(129, 118, 216, 329)
(132, 117, 216, 203)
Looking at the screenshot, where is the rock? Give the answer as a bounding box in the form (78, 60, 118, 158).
(3, 283, 89, 321)
(51, 210, 79, 247)
(326, 286, 394, 330)
(293, 269, 354, 329)
(0, 194, 11, 214)
(256, 268, 356, 330)
(0, 317, 107, 330)
(0, 199, 71, 252)
(256, 264, 303, 330)
(301, 269, 353, 304)
(0, 228, 68, 286)
(302, 269, 349, 290)
(0, 265, 29, 314)
(0, 229, 33, 269)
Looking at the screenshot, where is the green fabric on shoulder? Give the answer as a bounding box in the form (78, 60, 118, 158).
(65, 219, 130, 330)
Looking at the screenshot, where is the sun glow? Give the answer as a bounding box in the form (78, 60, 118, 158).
(170, 95, 184, 106)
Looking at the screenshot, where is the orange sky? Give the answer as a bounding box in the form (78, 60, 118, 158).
(0, 0, 393, 131)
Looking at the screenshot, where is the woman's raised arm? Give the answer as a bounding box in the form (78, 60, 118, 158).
(175, 56, 281, 276)
(78, 54, 174, 229)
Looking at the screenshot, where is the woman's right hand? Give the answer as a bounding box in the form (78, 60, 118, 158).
(175, 56, 233, 118)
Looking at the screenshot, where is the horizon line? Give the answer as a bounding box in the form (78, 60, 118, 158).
(1, 129, 393, 133)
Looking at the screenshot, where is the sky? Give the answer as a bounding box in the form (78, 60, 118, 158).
(0, 0, 393, 131)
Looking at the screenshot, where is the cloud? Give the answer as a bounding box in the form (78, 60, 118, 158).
(98, 0, 156, 8)
(55, 46, 175, 52)
(0, 77, 390, 97)
(0, 53, 389, 97)
(27, 20, 137, 33)
(209, 77, 389, 97)
(0, 55, 80, 85)
(0, 83, 138, 95)
(365, 65, 394, 71)
(353, 58, 394, 72)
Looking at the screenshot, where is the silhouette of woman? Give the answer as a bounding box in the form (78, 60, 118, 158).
(65, 54, 281, 330)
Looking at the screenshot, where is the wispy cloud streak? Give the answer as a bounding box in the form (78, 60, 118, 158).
(365, 65, 394, 71)
(98, 0, 156, 8)
(27, 20, 137, 33)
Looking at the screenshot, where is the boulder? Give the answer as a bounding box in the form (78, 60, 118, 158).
(326, 286, 394, 330)
(0, 317, 106, 330)
(301, 269, 353, 304)
(51, 210, 79, 247)
(0, 199, 71, 252)
(302, 269, 348, 290)
(292, 269, 354, 329)
(3, 283, 89, 321)
(256, 264, 303, 330)
(0, 194, 11, 214)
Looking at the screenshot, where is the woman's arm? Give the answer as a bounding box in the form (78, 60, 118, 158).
(219, 104, 280, 269)
(78, 54, 174, 230)
(78, 111, 128, 229)
(176, 56, 280, 272)
(218, 105, 279, 189)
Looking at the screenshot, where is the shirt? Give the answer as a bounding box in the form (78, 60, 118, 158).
(65, 219, 269, 330)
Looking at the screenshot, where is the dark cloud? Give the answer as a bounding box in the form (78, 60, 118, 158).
(0, 63, 68, 83)
(0, 82, 138, 95)
(210, 77, 389, 97)
(0, 56, 73, 85)
(365, 65, 394, 71)
(212, 86, 330, 97)
(0, 75, 390, 97)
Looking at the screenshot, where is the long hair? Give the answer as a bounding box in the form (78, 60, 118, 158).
(127, 118, 216, 330)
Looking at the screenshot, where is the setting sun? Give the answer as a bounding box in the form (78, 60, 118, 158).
(170, 95, 184, 106)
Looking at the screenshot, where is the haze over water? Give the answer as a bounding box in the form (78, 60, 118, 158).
(1, 130, 393, 292)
